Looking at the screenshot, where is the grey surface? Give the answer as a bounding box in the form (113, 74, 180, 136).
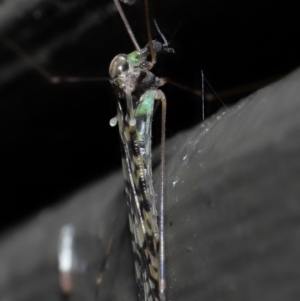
(164, 68, 300, 301)
(1, 67, 300, 300)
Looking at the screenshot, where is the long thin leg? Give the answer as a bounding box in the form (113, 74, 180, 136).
(113, 0, 141, 51)
(154, 89, 167, 301)
(144, 0, 156, 65)
(165, 75, 283, 102)
(1, 36, 109, 84)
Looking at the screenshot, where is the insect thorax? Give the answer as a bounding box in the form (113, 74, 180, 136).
(109, 41, 171, 103)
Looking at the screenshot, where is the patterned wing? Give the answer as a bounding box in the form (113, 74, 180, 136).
(117, 97, 160, 301)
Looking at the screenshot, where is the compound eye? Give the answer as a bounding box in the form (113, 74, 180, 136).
(109, 54, 129, 79)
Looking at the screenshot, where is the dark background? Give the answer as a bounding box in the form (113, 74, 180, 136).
(0, 0, 299, 232)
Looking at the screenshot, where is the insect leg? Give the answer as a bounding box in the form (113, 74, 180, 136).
(0, 36, 109, 84)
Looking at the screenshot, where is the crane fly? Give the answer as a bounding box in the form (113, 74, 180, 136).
(107, 0, 174, 300)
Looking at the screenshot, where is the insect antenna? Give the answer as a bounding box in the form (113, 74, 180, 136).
(153, 19, 170, 49)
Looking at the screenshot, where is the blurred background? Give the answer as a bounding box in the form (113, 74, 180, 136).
(0, 0, 299, 231)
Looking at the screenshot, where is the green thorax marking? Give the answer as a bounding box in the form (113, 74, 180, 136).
(127, 50, 147, 67)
